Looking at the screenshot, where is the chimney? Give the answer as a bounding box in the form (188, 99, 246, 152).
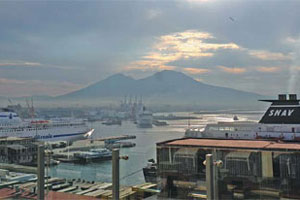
(278, 94, 287, 100)
(289, 94, 297, 100)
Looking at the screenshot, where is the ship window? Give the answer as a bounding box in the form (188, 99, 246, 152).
(292, 127, 295, 133)
(208, 127, 218, 131)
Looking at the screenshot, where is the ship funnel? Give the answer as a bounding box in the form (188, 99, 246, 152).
(289, 94, 297, 100)
(278, 94, 287, 100)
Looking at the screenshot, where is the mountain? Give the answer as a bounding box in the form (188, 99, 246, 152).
(59, 70, 266, 109)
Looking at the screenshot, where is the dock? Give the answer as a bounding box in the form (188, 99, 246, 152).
(51, 135, 136, 163)
(0, 163, 37, 174)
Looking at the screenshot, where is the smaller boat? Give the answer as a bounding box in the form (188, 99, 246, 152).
(105, 141, 136, 149)
(154, 114, 199, 120)
(45, 159, 60, 166)
(102, 118, 122, 126)
(73, 148, 112, 164)
(153, 120, 168, 126)
(233, 115, 239, 121)
(143, 159, 157, 183)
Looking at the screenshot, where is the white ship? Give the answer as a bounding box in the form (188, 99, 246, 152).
(137, 107, 153, 128)
(0, 108, 94, 141)
(185, 94, 300, 141)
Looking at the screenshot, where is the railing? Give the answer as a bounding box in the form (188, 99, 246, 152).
(158, 161, 198, 174)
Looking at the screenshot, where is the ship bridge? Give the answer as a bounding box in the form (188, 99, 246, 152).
(259, 94, 300, 124)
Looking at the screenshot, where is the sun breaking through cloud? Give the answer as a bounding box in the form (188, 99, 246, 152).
(249, 50, 292, 61)
(183, 67, 210, 74)
(255, 66, 281, 73)
(125, 30, 240, 71)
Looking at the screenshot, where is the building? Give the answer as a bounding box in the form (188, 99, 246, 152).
(0, 137, 38, 165)
(157, 138, 300, 199)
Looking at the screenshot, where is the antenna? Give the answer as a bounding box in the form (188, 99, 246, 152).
(8, 98, 13, 105)
(26, 98, 35, 119)
(31, 97, 35, 118)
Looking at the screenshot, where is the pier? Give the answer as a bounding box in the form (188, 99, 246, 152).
(50, 135, 136, 163)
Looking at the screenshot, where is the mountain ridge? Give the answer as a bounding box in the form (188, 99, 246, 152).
(58, 70, 265, 108)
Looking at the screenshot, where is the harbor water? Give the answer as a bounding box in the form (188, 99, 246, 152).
(49, 112, 262, 186)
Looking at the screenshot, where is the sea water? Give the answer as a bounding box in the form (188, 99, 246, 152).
(49, 112, 262, 185)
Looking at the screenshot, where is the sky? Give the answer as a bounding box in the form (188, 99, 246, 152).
(0, 0, 300, 97)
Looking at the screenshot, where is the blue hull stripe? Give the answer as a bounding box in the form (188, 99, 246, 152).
(53, 132, 85, 138)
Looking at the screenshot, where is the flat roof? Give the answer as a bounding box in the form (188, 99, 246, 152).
(158, 138, 300, 151)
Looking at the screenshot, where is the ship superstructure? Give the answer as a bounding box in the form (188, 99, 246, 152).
(137, 106, 153, 128)
(0, 108, 94, 141)
(185, 94, 300, 141)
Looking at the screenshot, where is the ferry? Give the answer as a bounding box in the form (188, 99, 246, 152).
(0, 108, 94, 141)
(185, 94, 300, 141)
(137, 106, 153, 128)
(73, 148, 112, 164)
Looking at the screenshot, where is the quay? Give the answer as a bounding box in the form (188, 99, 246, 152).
(52, 135, 136, 152)
(93, 135, 136, 143)
(0, 163, 36, 174)
(51, 135, 136, 163)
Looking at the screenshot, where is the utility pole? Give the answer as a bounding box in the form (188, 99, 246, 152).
(206, 154, 214, 200)
(37, 145, 45, 200)
(205, 153, 223, 200)
(112, 149, 128, 200)
(213, 150, 219, 200)
(112, 149, 120, 200)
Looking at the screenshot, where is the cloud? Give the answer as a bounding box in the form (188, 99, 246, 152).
(125, 60, 176, 71)
(0, 79, 81, 97)
(284, 36, 300, 45)
(146, 9, 162, 20)
(255, 66, 281, 73)
(194, 78, 204, 82)
(249, 50, 292, 61)
(126, 30, 240, 71)
(183, 67, 210, 74)
(0, 61, 41, 67)
(185, 0, 214, 4)
(217, 65, 246, 74)
(0, 78, 25, 84)
(0, 60, 81, 71)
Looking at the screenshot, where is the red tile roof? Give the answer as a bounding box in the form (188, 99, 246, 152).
(164, 138, 300, 151)
(267, 142, 300, 150)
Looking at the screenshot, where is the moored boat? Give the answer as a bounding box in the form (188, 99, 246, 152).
(143, 159, 157, 183)
(0, 108, 94, 142)
(73, 148, 112, 164)
(137, 107, 153, 128)
(185, 94, 300, 142)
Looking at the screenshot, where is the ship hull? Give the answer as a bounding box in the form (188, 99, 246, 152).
(1, 127, 93, 142)
(185, 123, 300, 141)
(143, 167, 157, 183)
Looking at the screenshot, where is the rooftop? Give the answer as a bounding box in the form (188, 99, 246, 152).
(158, 138, 300, 151)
